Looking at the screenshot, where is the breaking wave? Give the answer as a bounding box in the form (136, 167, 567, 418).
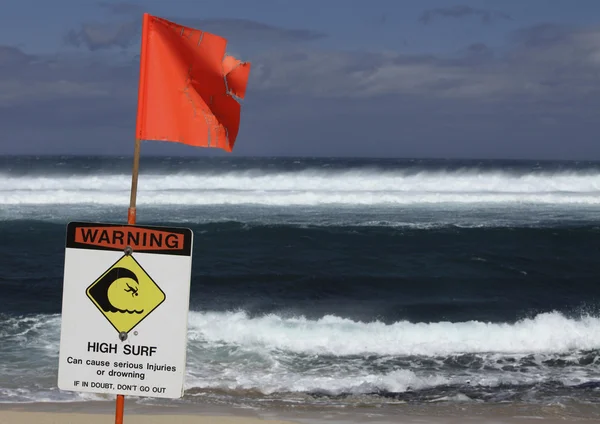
(2, 169, 600, 206)
(186, 310, 600, 356)
(3, 310, 600, 403)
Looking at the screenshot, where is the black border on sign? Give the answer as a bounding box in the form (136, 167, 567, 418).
(86, 253, 167, 334)
(66, 221, 193, 256)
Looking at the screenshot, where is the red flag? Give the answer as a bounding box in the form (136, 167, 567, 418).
(135, 14, 251, 152)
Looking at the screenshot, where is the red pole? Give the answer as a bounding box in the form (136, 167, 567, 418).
(115, 395, 125, 424)
(115, 176, 138, 424)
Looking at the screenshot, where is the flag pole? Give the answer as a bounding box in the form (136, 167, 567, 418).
(128, 12, 149, 227)
(117, 12, 150, 424)
(128, 138, 142, 225)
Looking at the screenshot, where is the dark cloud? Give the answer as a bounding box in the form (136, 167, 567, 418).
(248, 21, 600, 103)
(420, 5, 511, 25)
(0, 45, 32, 66)
(451, 43, 494, 65)
(512, 23, 572, 47)
(466, 42, 491, 55)
(12, 19, 600, 103)
(3, 21, 600, 159)
(64, 16, 326, 51)
(0, 45, 137, 108)
(0, 45, 35, 78)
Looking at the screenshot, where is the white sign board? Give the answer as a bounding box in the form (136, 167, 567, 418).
(58, 221, 193, 399)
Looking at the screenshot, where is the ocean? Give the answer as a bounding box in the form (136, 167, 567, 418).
(2, 155, 600, 416)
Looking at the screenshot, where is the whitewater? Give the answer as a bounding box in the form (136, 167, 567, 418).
(2, 169, 600, 206)
(3, 166, 600, 229)
(3, 310, 600, 404)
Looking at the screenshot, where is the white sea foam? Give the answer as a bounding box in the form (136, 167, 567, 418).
(2, 311, 600, 403)
(187, 310, 600, 356)
(2, 170, 600, 206)
(184, 368, 451, 396)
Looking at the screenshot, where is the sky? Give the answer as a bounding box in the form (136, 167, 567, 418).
(1, 0, 600, 159)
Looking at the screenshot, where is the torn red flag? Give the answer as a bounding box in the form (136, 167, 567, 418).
(135, 13, 251, 152)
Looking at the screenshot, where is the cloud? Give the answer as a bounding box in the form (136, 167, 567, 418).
(64, 21, 138, 50)
(2, 22, 600, 159)
(9, 21, 600, 104)
(251, 49, 505, 99)
(0, 45, 32, 67)
(512, 23, 573, 47)
(63, 3, 145, 50)
(64, 16, 326, 51)
(0, 45, 137, 106)
(419, 5, 511, 25)
(248, 22, 600, 104)
(0, 80, 111, 107)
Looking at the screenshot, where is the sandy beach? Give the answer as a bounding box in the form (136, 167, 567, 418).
(0, 411, 297, 424)
(2, 401, 600, 424)
(0, 402, 298, 424)
(1, 411, 599, 424)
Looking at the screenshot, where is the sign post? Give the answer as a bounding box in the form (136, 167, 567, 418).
(57, 222, 193, 402)
(56, 10, 251, 422)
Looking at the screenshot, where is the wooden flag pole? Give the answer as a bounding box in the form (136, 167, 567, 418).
(117, 12, 149, 424)
(128, 138, 142, 225)
(129, 11, 149, 230)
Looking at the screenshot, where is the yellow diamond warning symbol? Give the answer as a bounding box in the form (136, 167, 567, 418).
(86, 254, 166, 334)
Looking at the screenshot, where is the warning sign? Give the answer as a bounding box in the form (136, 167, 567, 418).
(57, 222, 193, 399)
(86, 254, 166, 334)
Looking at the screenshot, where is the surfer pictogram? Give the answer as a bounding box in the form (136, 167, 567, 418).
(86, 254, 166, 334)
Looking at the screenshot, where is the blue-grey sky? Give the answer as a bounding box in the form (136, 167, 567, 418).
(1, 0, 600, 159)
